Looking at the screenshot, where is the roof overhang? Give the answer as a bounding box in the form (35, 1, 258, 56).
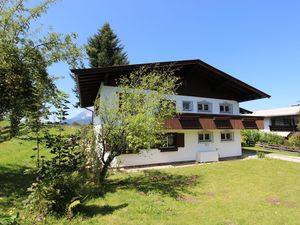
(72, 59, 270, 107)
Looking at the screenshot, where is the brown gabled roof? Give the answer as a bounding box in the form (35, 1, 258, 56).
(72, 59, 270, 107)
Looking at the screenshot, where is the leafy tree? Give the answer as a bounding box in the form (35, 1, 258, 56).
(92, 66, 180, 182)
(86, 23, 129, 68)
(26, 94, 85, 216)
(26, 86, 50, 168)
(0, 0, 82, 136)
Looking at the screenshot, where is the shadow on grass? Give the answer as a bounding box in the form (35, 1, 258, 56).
(101, 170, 200, 199)
(0, 165, 35, 210)
(79, 203, 128, 217)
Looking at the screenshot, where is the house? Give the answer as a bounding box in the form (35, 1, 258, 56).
(251, 106, 300, 137)
(72, 59, 269, 167)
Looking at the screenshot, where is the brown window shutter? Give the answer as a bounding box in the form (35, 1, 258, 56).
(176, 133, 185, 147)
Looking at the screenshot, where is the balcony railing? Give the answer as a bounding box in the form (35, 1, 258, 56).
(269, 125, 298, 131)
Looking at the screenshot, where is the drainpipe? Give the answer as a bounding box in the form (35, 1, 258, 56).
(84, 107, 94, 124)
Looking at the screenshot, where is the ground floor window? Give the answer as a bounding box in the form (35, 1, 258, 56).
(198, 132, 213, 142)
(221, 131, 233, 141)
(160, 133, 185, 152)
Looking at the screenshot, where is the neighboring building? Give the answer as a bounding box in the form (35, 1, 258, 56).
(72, 59, 269, 167)
(251, 106, 300, 135)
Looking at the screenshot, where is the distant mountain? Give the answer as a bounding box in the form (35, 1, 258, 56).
(65, 110, 92, 125)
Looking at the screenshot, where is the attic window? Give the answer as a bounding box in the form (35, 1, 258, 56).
(219, 103, 233, 114)
(183, 101, 193, 111)
(198, 101, 212, 113)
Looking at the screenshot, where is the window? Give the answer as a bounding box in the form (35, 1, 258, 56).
(166, 134, 176, 147)
(221, 132, 233, 141)
(219, 103, 233, 113)
(198, 132, 213, 142)
(160, 133, 185, 152)
(182, 101, 193, 111)
(197, 101, 211, 112)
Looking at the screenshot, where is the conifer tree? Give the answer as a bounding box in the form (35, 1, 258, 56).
(86, 23, 129, 67)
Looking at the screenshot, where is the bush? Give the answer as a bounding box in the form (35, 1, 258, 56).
(0, 213, 20, 225)
(288, 133, 300, 147)
(26, 133, 87, 216)
(257, 151, 265, 158)
(259, 132, 285, 145)
(241, 130, 260, 146)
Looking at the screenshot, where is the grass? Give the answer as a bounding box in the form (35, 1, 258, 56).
(1, 125, 300, 224)
(243, 146, 300, 157)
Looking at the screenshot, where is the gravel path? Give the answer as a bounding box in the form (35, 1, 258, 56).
(267, 154, 300, 163)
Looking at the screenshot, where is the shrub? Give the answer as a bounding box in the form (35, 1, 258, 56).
(257, 151, 265, 158)
(26, 133, 87, 216)
(259, 132, 285, 145)
(0, 212, 20, 225)
(288, 133, 300, 147)
(241, 130, 260, 146)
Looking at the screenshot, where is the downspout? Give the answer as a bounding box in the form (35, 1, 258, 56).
(84, 107, 94, 124)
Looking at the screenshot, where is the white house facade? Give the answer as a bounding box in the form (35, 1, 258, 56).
(251, 106, 300, 137)
(73, 59, 269, 167)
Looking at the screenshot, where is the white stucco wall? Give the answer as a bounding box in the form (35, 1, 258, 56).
(95, 84, 240, 119)
(263, 117, 271, 131)
(114, 130, 242, 167)
(94, 84, 242, 167)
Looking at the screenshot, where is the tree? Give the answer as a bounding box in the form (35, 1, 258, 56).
(86, 23, 129, 68)
(0, 0, 82, 136)
(92, 66, 180, 182)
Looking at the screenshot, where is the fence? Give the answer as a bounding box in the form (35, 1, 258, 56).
(255, 142, 300, 154)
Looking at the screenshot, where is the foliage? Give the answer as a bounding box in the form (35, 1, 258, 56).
(259, 132, 285, 145)
(242, 130, 285, 146)
(241, 129, 260, 147)
(0, 0, 82, 136)
(93, 66, 180, 182)
(26, 96, 86, 216)
(288, 133, 300, 147)
(86, 23, 129, 67)
(256, 151, 265, 158)
(0, 212, 20, 225)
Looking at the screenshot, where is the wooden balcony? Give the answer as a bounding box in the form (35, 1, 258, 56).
(269, 125, 298, 131)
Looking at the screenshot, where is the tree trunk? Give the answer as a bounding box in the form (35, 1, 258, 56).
(99, 160, 110, 183)
(9, 111, 21, 137)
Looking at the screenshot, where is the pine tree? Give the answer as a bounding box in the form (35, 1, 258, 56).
(86, 23, 129, 68)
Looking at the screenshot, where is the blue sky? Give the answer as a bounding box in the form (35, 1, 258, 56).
(39, 0, 300, 118)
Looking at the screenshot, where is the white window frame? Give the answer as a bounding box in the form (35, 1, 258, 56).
(220, 131, 234, 141)
(166, 133, 176, 147)
(198, 132, 213, 143)
(197, 101, 212, 113)
(182, 101, 193, 112)
(219, 102, 233, 114)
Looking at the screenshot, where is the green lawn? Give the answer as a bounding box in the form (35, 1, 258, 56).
(1, 134, 300, 224)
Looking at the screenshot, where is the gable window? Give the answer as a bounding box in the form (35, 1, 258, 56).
(182, 101, 193, 111)
(198, 132, 213, 142)
(221, 132, 233, 141)
(197, 101, 212, 113)
(219, 103, 233, 114)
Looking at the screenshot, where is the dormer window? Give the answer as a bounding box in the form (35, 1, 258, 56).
(197, 101, 212, 113)
(182, 101, 193, 112)
(219, 103, 233, 114)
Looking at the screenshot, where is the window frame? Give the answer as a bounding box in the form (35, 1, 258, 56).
(197, 101, 212, 113)
(159, 133, 178, 152)
(220, 131, 234, 142)
(219, 102, 233, 114)
(198, 132, 213, 143)
(182, 101, 193, 112)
